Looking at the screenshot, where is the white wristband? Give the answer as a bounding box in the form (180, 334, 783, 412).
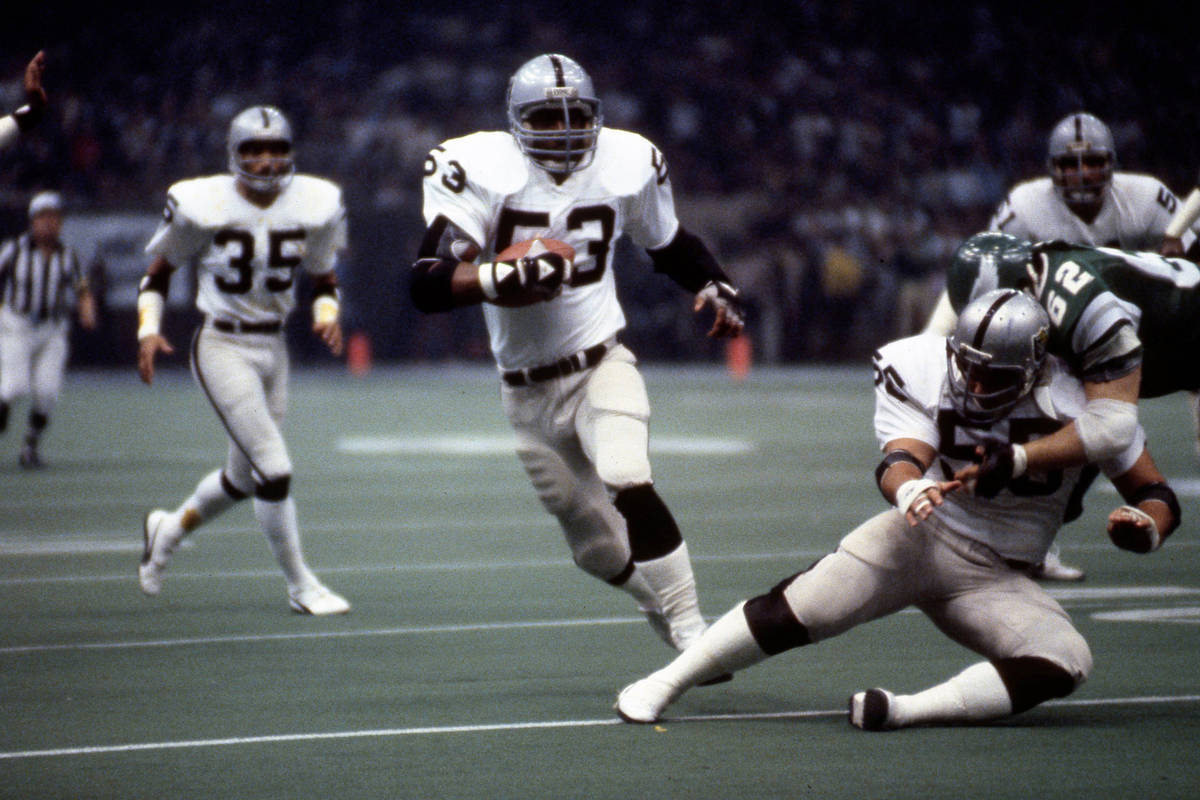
(313, 294, 339, 325)
(1011, 443, 1027, 478)
(477, 262, 499, 300)
(895, 478, 937, 516)
(136, 290, 164, 340)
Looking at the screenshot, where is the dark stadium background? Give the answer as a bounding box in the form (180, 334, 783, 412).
(3, 0, 1197, 366)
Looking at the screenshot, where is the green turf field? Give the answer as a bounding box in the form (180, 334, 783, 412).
(1, 364, 1197, 799)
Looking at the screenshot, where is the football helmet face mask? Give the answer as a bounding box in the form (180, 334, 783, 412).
(507, 54, 603, 175)
(948, 289, 1050, 425)
(946, 232, 1035, 314)
(1047, 112, 1115, 208)
(228, 105, 295, 194)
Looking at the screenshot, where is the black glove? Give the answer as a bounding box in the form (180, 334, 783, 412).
(484, 252, 569, 301)
(974, 441, 1015, 499)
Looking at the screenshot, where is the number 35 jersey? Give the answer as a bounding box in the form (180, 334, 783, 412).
(145, 175, 347, 325)
(422, 128, 679, 371)
(872, 334, 1145, 563)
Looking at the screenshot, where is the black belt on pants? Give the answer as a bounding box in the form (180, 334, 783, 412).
(212, 318, 283, 334)
(502, 343, 609, 387)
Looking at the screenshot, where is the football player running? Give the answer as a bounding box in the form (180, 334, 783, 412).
(411, 54, 745, 654)
(616, 290, 1179, 729)
(925, 112, 1197, 581)
(136, 105, 350, 615)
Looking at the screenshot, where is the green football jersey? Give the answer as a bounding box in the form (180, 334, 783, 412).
(1028, 242, 1200, 397)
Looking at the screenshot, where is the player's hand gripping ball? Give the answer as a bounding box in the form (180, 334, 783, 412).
(480, 238, 575, 306)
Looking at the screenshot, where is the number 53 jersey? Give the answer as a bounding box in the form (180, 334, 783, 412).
(872, 334, 1145, 564)
(422, 128, 678, 371)
(145, 175, 347, 325)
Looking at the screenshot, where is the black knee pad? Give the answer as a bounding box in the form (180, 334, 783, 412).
(29, 411, 48, 432)
(613, 483, 683, 561)
(742, 573, 811, 655)
(993, 656, 1078, 714)
(254, 474, 291, 502)
(220, 471, 250, 501)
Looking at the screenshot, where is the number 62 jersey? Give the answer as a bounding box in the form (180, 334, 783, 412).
(422, 128, 678, 371)
(872, 334, 1146, 564)
(145, 174, 347, 325)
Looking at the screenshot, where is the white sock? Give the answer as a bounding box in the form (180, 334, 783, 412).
(652, 602, 768, 690)
(254, 497, 318, 591)
(170, 470, 240, 534)
(890, 661, 1013, 727)
(634, 542, 706, 635)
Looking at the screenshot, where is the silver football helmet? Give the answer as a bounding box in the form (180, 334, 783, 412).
(948, 289, 1050, 424)
(227, 105, 294, 194)
(1047, 112, 1115, 208)
(507, 54, 602, 174)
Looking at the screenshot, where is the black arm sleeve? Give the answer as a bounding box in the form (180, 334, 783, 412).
(410, 214, 480, 313)
(138, 269, 172, 296)
(647, 226, 732, 293)
(409, 257, 459, 313)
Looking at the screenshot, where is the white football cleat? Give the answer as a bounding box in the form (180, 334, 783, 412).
(615, 676, 680, 724)
(1032, 547, 1085, 582)
(849, 688, 898, 731)
(139, 509, 182, 596)
(643, 608, 707, 652)
(288, 583, 351, 616)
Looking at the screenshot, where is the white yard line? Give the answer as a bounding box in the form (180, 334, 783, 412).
(2, 695, 1197, 761)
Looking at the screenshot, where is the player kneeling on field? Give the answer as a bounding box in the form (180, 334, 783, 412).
(616, 290, 1180, 729)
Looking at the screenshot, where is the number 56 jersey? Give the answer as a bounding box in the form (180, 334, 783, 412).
(145, 174, 347, 325)
(422, 128, 679, 371)
(872, 334, 1146, 564)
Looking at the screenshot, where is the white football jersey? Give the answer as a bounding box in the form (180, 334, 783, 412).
(422, 128, 678, 370)
(145, 174, 346, 324)
(988, 173, 1196, 251)
(872, 334, 1145, 562)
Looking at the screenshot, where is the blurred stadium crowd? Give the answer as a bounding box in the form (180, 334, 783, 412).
(3, 1, 1197, 365)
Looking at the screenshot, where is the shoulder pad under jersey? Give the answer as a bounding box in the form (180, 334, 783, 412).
(434, 131, 530, 196)
(593, 128, 668, 197)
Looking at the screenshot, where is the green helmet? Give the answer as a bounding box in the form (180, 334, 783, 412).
(946, 232, 1034, 313)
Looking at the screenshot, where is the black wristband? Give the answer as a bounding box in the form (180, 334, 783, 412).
(1128, 481, 1181, 536)
(875, 449, 924, 499)
(13, 104, 44, 132)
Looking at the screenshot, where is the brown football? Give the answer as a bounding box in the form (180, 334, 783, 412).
(494, 237, 575, 264)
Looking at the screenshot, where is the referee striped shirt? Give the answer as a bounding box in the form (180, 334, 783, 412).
(0, 233, 84, 322)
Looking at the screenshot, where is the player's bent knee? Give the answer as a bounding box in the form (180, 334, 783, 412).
(572, 537, 630, 581)
(992, 655, 1085, 714)
(254, 474, 291, 502)
(595, 451, 652, 491)
(742, 574, 812, 655)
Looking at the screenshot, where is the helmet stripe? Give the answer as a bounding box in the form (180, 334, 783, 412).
(261, 107, 270, 128)
(1074, 113, 1082, 142)
(549, 55, 566, 87)
(972, 290, 1018, 349)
